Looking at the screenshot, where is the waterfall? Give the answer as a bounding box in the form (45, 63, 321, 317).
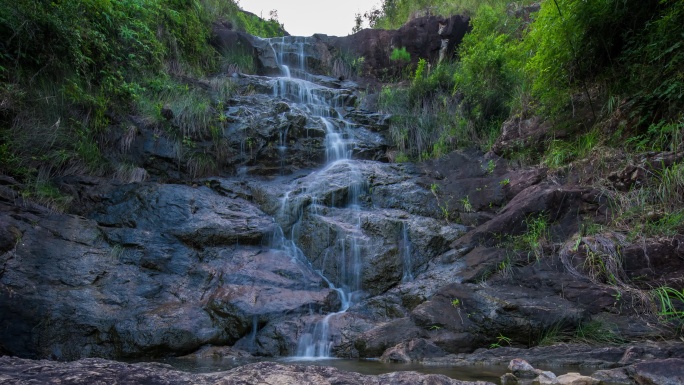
(401, 222, 414, 282)
(265, 37, 366, 359)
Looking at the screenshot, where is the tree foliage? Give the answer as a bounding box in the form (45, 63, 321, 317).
(454, 4, 527, 130)
(374, 0, 684, 159)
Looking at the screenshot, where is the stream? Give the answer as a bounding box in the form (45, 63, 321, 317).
(138, 356, 596, 384)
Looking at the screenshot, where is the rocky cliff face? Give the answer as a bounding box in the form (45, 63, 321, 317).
(1, 16, 683, 371)
(212, 14, 470, 81)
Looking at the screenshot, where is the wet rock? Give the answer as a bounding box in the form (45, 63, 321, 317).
(317, 15, 470, 79)
(501, 373, 520, 385)
(410, 282, 586, 351)
(621, 237, 684, 283)
(555, 372, 596, 385)
(509, 358, 537, 378)
(179, 345, 253, 359)
(380, 338, 447, 363)
(533, 371, 558, 385)
(423, 342, 684, 371)
(210, 26, 280, 75)
(590, 368, 632, 385)
(453, 185, 609, 249)
(0, 180, 336, 359)
(0, 357, 496, 385)
(590, 359, 684, 385)
(233, 309, 376, 358)
(93, 183, 274, 247)
(626, 358, 684, 385)
(355, 318, 427, 357)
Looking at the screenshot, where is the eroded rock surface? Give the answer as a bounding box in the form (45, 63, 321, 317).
(0, 357, 495, 385)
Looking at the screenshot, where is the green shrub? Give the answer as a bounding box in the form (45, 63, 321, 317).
(390, 47, 411, 62)
(454, 4, 527, 135)
(620, 0, 684, 125)
(233, 10, 286, 38)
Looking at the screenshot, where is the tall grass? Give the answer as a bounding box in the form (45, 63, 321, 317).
(651, 287, 684, 323)
(378, 60, 494, 160)
(542, 129, 601, 169)
(135, 77, 230, 141)
(610, 162, 684, 238)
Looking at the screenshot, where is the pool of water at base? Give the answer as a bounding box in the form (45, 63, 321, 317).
(140, 357, 596, 385)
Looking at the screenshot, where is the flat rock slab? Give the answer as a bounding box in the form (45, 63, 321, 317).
(0, 357, 495, 385)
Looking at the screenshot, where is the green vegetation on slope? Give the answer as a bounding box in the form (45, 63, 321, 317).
(375, 0, 683, 161)
(364, 0, 517, 29)
(378, 1, 534, 160)
(0, 0, 284, 201)
(375, 1, 684, 333)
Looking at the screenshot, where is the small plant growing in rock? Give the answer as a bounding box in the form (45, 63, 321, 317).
(439, 201, 450, 223)
(651, 286, 684, 323)
(489, 334, 512, 349)
(451, 298, 460, 307)
(499, 178, 510, 186)
(485, 159, 496, 174)
(498, 256, 513, 279)
(460, 196, 473, 213)
(390, 47, 411, 62)
(518, 214, 549, 261)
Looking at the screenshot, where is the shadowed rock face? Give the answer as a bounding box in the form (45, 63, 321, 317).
(0, 182, 336, 360)
(317, 15, 470, 79)
(3, 144, 683, 361)
(315, 15, 470, 79)
(211, 15, 470, 80)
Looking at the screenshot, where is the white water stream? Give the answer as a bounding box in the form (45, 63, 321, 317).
(265, 36, 373, 359)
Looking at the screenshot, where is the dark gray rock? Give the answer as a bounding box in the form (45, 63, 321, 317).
(627, 358, 684, 385)
(0, 357, 495, 385)
(355, 318, 427, 357)
(0, 181, 333, 359)
(422, 342, 684, 368)
(93, 183, 275, 247)
(381, 338, 447, 363)
(316, 15, 470, 79)
(591, 367, 633, 385)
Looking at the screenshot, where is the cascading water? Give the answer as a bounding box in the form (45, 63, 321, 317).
(401, 221, 414, 282)
(263, 36, 370, 358)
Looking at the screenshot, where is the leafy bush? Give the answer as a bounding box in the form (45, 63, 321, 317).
(454, 4, 527, 135)
(234, 11, 286, 38)
(390, 47, 411, 62)
(524, 0, 683, 124)
(622, 0, 684, 125)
